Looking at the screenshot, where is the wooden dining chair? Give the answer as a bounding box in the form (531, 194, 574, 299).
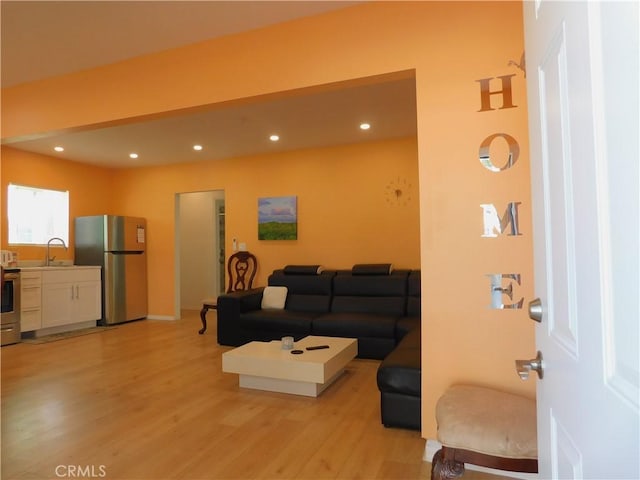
(198, 251, 257, 334)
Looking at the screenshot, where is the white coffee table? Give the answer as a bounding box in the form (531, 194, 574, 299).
(222, 335, 357, 397)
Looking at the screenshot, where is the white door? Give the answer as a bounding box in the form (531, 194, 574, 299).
(524, 1, 639, 478)
(177, 191, 223, 311)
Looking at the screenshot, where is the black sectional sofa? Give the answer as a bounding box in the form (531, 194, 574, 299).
(216, 264, 422, 430)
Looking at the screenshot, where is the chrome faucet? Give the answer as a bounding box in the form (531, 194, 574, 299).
(46, 237, 67, 266)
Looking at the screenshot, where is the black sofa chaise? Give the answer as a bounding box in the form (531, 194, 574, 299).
(216, 264, 422, 430)
(376, 270, 422, 430)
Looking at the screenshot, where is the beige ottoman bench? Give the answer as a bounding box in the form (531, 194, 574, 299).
(431, 385, 538, 479)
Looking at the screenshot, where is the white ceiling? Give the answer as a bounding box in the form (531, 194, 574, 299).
(1, 1, 417, 168)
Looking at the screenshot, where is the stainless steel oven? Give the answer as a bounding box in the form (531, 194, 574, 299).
(1, 268, 21, 346)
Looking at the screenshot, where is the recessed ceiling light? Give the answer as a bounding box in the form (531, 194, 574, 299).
(193, 145, 203, 151)
(269, 134, 280, 142)
(54, 146, 64, 152)
(360, 123, 371, 130)
(129, 153, 139, 159)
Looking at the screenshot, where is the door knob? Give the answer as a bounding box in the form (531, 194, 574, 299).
(515, 351, 544, 380)
(528, 298, 543, 323)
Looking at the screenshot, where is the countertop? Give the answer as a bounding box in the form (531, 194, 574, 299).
(19, 265, 101, 271)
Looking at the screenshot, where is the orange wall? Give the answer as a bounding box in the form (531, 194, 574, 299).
(1, 2, 535, 439)
(110, 138, 420, 315)
(412, 5, 535, 437)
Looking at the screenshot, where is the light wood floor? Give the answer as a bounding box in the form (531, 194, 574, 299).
(1, 311, 509, 480)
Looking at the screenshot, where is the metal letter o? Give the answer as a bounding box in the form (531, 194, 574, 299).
(479, 133, 520, 172)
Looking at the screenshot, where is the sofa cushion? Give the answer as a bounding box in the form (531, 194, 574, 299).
(331, 270, 409, 316)
(333, 270, 409, 296)
(435, 385, 537, 459)
(239, 309, 315, 334)
(406, 270, 421, 318)
(261, 286, 288, 309)
(312, 312, 397, 338)
(379, 391, 421, 430)
(286, 294, 333, 313)
(331, 296, 405, 316)
(352, 263, 393, 275)
(377, 346, 421, 396)
(269, 270, 335, 313)
(283, 265, 324, 275)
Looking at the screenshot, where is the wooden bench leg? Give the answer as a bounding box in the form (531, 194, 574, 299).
(199, 305, 210, 334)
(431, 448, 465, 480)
(431, 445, 537, 479)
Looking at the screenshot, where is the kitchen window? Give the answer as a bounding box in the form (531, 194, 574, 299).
(7, 184, 69, 245)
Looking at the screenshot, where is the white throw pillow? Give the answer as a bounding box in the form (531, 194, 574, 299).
(261, 286, 288, 310)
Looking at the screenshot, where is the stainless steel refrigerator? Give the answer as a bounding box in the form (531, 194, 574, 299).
(74, 215, 148, 325)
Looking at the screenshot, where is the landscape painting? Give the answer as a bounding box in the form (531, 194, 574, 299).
(258, 196, 297, 240)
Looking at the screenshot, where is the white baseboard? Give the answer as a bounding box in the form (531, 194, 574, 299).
(423, 438, 441, 463)
(424, 439, 539, 480)
(145, 315, 176, 321)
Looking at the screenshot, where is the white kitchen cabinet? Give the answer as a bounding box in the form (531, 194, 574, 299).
(20, 270, 42, 332)
(40, 268, 101, 328)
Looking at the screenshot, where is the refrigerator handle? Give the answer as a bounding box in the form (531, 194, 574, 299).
(71, 285, 74, 300)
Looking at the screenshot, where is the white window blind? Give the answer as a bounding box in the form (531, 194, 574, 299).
(7, 184, 69, 245)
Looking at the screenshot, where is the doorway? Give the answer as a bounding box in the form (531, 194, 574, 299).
(175, 190, 225, 314)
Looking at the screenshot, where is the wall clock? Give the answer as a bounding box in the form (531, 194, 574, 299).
(385, 177, 412, 206)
